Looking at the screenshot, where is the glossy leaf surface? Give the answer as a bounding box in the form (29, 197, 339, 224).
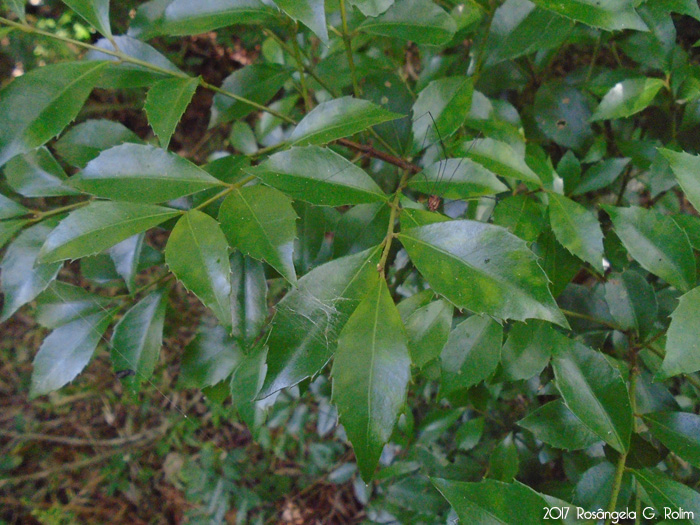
(63, 0, 112, 37)
(548, 193, 604, 273)
(229, 252, 268, 346)
(518, 400, 600, 451)
(179, 322, 245, 389)
(4, 147, 79, 197)
(405, 299, 452, 368)
(643, 412, 700, 468)
(358, 0, 457, 45)
(659, 286, 700, 378)
(530, 0, 647, 31)
(408, 158, 508, 200)
(145, 76, 199, 149)
(590, 78, 665, 121)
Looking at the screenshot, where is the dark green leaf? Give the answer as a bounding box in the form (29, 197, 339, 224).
(333, 203, 391, 257)
(658, 286, 700, 379)
(411, 77, 473, 151)
(460, 138, 542, 186)
(111, 290, 166, 392)
(634, 469, 700, 523)
(455, 417, 484, 451)
(71, 144, 223, 203)
(30, 310, 114, 398)
(210, 64, 291, 126)
(249, 146, 387, 206)
(145, 76, 199, 149)
(38, 202, 180, 263)
(572, 157, 630, 195)
(1, 220, 62, 321)
(35, 281, 111, 329)
(548, 193, 604, 273)
(405, 299, 452, 368)
(54, 119, 143, 168)
(551, 336, 633, 453)
(604, 205, 695, 292)
(432, 478, 564, 525)
(358, 0, 457, 45)
(229, 252, 268, 346)
(260, 246, 381, 396)
(63, 0, 112, 37)
(108, 233, 145, 293)
(273, 0, 328, 43)
(0, 220, 27, 250)
(165, 210, 232, 329)
(161, 0, 276, 35)
(231, 344, 268, 431)
(219, 185, 297, 284)
(0, 61, 108, 167)
(573, 462, 625, 512)
(4, 0, 26, 21)
(441, 315, 502, 394)
(289, 97, 403, 146)
(644, 412, 700, 468)
(518, 400, 600, 450)
(534, 82, 594, 150)
(4, 147, 79, 197)
(348, 0, 393, 17)
(179, 321, 245, 389)
(408, 158, 508, 200)
(591, 78, 665, 121)
(604, 270, 657, 338)
(501, 320, 558, 381)
(529, 0, 647, 31)
(331, 278, 410, 482)
(398, 221, 567, 326)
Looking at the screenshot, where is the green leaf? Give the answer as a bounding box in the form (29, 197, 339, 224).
(108, 234, 145, 294)
(634, 469, 700, 524)
(35, 281, 111, 329)
(0, 193, 29, 220)
(210, 64, 291, 127)
(260, 246, 381, 396)
(165, 210, 232, 329)
(273, 0, 328, 43)
(230, 343, 268, 431)
(408, 158, 508, 200)
(530, 0, 647, 31)
(179, 321, 245, 389)
(331, 278, 410, 482)
(230, 252, 268, 346)
(110, 290, 166, 392)
(455, 417, 485, 451)
(658, 286, 700, 379)
(249, 146, 388, 206)
(551, 336, 633, 453)
(348, 0, 393, 17)
(485, 0, 574, 67)
(643, 412, 700, 468)
(532, 229, 582, 297)
(411, 77, 473, 151)
(660, 149, 700, 214)
(3, 0, 26, 21)
(405, 299, 452, 368)
(604, 205, 696, 292)
(534, 82, 594, 150)
(501, 320, 558, 381)
(440, 315, 502, 395)
(432, 478, 564, 525)
(161, 0, 276, 35)
(572, 157, 630, 195)
(145, 76, 199, 149)
(4, 147, 79, 197)
(54, 119, 143, 168)
(86, 36, 183, 89)
(604, 270, 657, 338)
(38, 202, 180, 264)
(69, 144, 224, 203)
(289, 97, 403, 146)
(0, 61, 108, 167)
(63, 0, 112, 37)
(661, 0, 700, 21)
(492, 194, 546, 243)
(0, 220, 27, 250)
(548, 193, 604, 273)
(460, 138, 542, 186)
(519, 400, 600, 450)
(358, 0, 457, 45)
(30, 309, 114, 398)
(333, 203, 391, 257)
(488, 433, 519, 482)
(398, 221, 567, 326)
(1, 221, 62, 321)
(590, 78, 665, 121)
(219, 186, 297, 284)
